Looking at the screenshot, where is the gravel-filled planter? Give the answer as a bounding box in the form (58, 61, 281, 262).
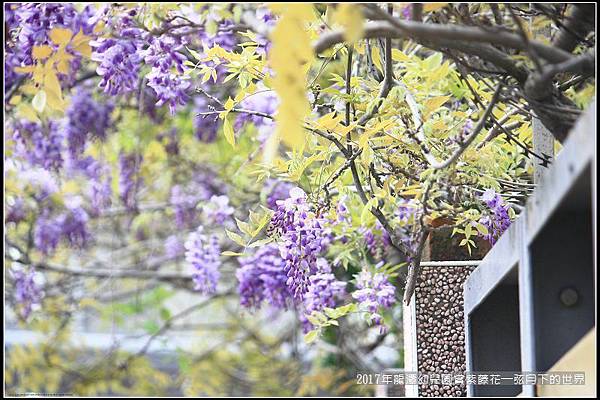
(415, 265, 476, 397)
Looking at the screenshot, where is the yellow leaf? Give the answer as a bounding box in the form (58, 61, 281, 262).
(71, 29, 92, 58)
(423, 3, 448, 13)
(269, 4, 315, 155)
(223, 114, 235, 147)
(9, 95, 22, 106)
(73, 42, 92, 58)
(93, 21, 105, 34)
(20, 84, 38, 96)
(423, 95, 450, 118)
(44, 71, 65, 112)
(371, 46, 383, 73)
(56, 59, 71, 75)
(16, 104, 40, 122)
(223, 97, 235, 111)
(49, 27, 73, 47)
(334, 4, 364, 44)
(391, 48, 412, 62)
(32, 45, 53, 60)
(14, 65, 35, 74)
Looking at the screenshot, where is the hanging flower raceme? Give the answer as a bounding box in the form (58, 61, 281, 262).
(118, 153, 142, 210)
(264, 179, 294, 210)
(12, 120, 64, 172)
(64, 87, 114, 158)
(164, 235, 185, 258)
(170, 185, 200, 229)
(185, 226, 221, 294)
(268, 188, 333, 300)
(91, 24, 145, 95)
(33, 212, 63, 255)
(193, 95, 220, 143)
(12, 268, 44, 320)
(352, 267, 397, 333)
(236, 243, 292, 310)
(479, 189, 512, 244)
(303, 259, 347, 315)
(204, 195, 235, 226)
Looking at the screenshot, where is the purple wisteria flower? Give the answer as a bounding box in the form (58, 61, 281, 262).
(64, 88, 114, 157)
(453, 119, 474, 145)
(352, 268, 397, 333)
(270, 188, 333, 300)
(5, 4, 99, 88)
(60, 197, 91, 248)
(362, 221, 391, 260)
(33, 212, 62, 255)
(193, 95, 220, 142)
(12, 120, 64, 172)
(303, 262, 347, 315)
(164, 235, 184, 258)
(336, 196, 350, 223)
(20, 168, 59, 202)
(185, 226, 221, 294)
(12, 268, 43, 320)
(395, 198, 417, 222)
(170, 184, 200, 229)
(64, 156, 112, 214)
(146, 70, 190, 115)
(91, 35, 143, 95)
(234, 90, 278, 142)
(237, 243, 292, 309)
(142, 35, 187, 74)
(264, 179, 294, 210)
(118, 153, 141, 210)
(158, 128, 180, 156)
(479, 189, 512, 244)
(6, 198, 27, 224)
(203, 195, 235, 225)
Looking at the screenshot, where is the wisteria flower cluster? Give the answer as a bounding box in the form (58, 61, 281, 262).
(203, 195, 235, 226)
(264, 179, 294, 210)
(64, 88, 114, 157)
(236, 243, 293, 309)
(352, 267, 397, 333)
(270, 188, 333, 300)
(33, 198, 91, 255)
(303, 261, 347, 315)
(12, 268, 44, 320)
(184, 226, 222, 294)
(12, 120, 64, 172)
(479, 189, 512, 244)
(363, 221, 391, 261)
(118, 153, 141, 210)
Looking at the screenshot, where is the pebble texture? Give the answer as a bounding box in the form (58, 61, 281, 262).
(415, 265, 476, 397)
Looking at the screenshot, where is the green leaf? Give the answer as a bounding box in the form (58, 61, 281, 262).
(159, 307, 171, 321)
(143, 320, 160, 335)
